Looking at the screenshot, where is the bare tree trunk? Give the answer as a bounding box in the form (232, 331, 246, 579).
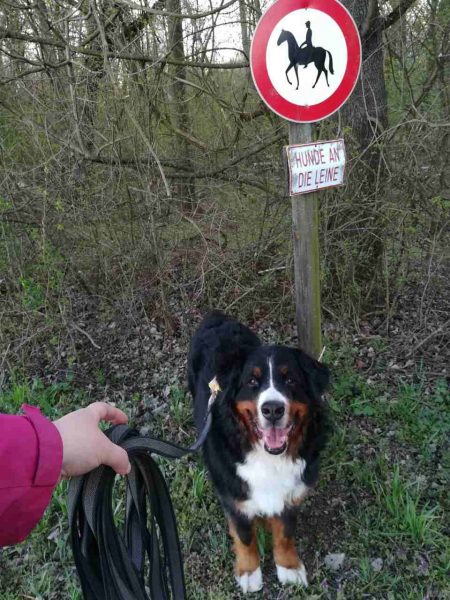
(167, 0, 196, 212)
(341, 0, 388, 161)
(239, 0, 250, 57)
(32, 0, 63, 89)
(83, 7, 106, 141)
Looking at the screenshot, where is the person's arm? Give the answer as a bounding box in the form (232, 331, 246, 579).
(0, 402, 130, 547)
(0, 405, 62, 546)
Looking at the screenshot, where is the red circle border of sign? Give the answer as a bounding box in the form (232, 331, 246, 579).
(250, 0, 362, 122)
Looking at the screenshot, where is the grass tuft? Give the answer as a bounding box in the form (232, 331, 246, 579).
(371, 466, 441, 546)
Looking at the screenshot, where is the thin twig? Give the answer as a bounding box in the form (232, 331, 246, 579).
(71, 323, 101, 350)
(407, 320, 450, 357)
(257, 266, 286, 275)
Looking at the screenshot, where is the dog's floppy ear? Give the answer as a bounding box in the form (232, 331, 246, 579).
(294, 348, 330, 399)
(214, 341, 258, 392)
(212, 325, 260, 393)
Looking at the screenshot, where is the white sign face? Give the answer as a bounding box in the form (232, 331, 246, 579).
(287, 139, 346, 195)
(267, 9, 347, 107)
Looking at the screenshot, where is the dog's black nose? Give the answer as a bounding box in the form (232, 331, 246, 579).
(261, 401, 285, 424)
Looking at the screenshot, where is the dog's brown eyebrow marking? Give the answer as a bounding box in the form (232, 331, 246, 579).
(279, 365, 289, 375)
(252, 367, 262, 378)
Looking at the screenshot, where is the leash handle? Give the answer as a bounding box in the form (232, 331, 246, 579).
(68, 387, 219, 600)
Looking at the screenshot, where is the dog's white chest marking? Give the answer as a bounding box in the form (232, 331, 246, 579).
(236, 445, 308, 518)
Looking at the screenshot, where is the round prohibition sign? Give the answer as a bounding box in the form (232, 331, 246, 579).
(250, 0, 361, 122)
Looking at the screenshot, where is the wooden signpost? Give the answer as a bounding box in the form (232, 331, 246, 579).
(289, 122, 322, 358)
(250, 0, 361, 358)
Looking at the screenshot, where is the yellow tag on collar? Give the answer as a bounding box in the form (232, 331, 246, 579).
(208, 377, 221, 395)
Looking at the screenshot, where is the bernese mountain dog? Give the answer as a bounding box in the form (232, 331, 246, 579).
(188, 311, 330, 593)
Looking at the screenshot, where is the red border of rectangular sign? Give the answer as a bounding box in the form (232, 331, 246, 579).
(286, 138, 346, 196)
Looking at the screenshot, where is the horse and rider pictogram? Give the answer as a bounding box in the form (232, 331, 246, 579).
(277, 21, 334, 90)
(250, 0, 361, 122)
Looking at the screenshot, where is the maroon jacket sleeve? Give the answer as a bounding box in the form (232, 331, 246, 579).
(0, 404, 63, 546)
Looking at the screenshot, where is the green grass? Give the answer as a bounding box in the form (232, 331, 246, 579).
(370, 465, 441, 546)
(169, 385, 192, 427)
(0, 373, 77, 418)
(0, 356, 449, 599)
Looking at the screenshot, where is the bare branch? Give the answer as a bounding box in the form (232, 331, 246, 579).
(0, 28, 248, 68)
(113, 0, 239, 20)
(361, 0, 378, 37)
(383, 0, 417, 31)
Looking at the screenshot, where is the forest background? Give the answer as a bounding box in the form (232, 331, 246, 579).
(0, 0, 449, 598)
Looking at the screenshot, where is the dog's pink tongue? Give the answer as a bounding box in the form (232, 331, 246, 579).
(262, 427, 288, 450)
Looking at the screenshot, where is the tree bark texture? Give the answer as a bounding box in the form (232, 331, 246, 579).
(341, 0, 388, 157)
(167, 0, 196, 210)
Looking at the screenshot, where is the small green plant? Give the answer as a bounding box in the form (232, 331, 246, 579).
(208, 529, 229, 556)
(192, 468, 207, 501)
(169, 386, 191, 426)
(19, 276, 46, 310)
(94, 368, 107, 386)
(358, 557, 373, 584)
(256, 526, 270, 558)
(371, 466, 440, 545)
(389, 380, 450, 455)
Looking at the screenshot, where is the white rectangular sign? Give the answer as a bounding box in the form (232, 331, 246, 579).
(286, 139, 346, 195)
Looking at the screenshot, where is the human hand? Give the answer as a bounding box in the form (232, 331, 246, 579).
(53, 402, 131, 478)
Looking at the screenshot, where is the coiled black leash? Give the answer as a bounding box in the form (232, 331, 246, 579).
(68, 384, 217, 600)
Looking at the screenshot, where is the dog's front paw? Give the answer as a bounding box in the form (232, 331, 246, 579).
(276, 564, 308, 587)
(236, 567, 263, 593)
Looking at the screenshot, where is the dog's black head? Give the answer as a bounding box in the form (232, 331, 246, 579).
(215, 344, 329, 456)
